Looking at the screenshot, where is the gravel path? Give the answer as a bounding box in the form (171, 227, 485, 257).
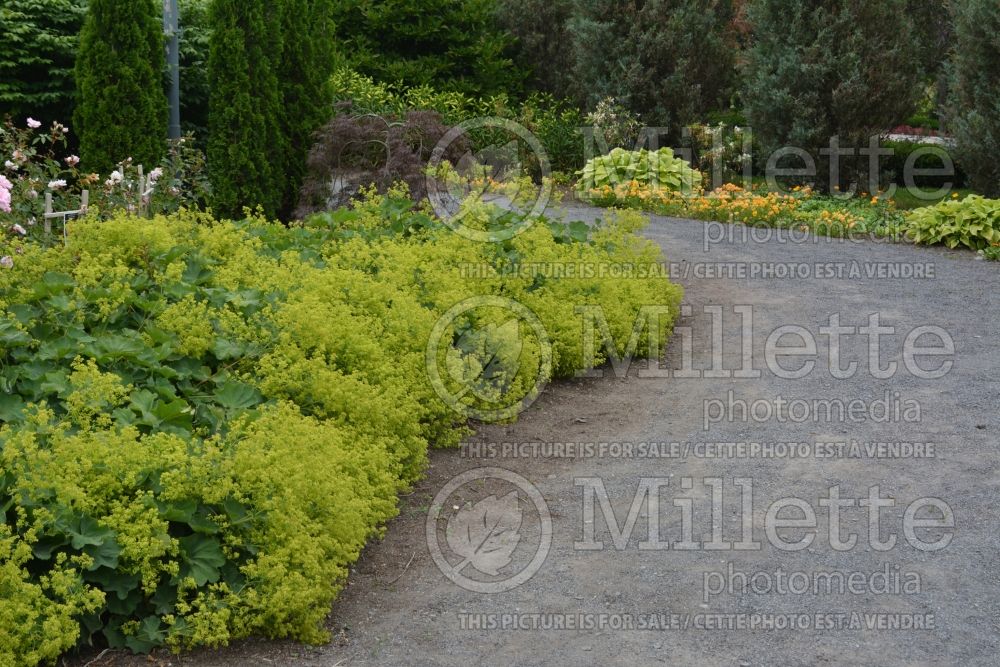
(80, 209, 1000, 667)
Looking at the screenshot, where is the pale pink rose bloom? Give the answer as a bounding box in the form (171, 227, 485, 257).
(26, 118, 41, 129)
(0, 256, 13, 269)
(65, 155, 80, 167)
(0, 175, 11, 213)
(12, 224, 27, 236)
(47, 179, 67, 190)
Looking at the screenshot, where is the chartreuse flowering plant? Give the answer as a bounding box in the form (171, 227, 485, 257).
(0, 189, 681, 664)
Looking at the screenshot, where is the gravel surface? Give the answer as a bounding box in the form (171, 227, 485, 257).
(75, 208, 999, 667)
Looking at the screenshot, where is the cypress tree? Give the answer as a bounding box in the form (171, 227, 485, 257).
(207, 0, 285, 219)
(742, 0, 922, 191)
(276, 0, 337, 219)
(74, 0, 167, 174)
(947, 0, 1000, 197)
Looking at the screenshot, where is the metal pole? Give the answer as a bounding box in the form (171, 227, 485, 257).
(164, 0, 181, 140)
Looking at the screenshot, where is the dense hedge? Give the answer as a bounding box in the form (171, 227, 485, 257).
(331, 0, 524, 97)
(882, 140, 967, 190)
(207, 0, 285, 219)
(0, 194, 681, 664)
(0, 0, 86, 131)
(568, 0, 737, 138)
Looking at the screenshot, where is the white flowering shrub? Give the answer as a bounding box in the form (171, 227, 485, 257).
(585, 97, 642, 151)
(685, 122, 753, 185)
(0, 117, 210, 248)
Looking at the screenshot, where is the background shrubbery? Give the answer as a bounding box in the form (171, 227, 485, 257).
(327, 68, 587, 178)
(0, 0, 87, 133)
(331, 0, 523, 97)
(3, 0, 998, 217)
(742, 0, 922, 192)
(567, 0, 736, 141)
(947, 0, 1000, 197)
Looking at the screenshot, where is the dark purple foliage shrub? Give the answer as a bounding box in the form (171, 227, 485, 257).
(295, 105, 469, 218)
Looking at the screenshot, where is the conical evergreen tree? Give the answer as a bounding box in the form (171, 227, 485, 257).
(742, 0, 922, 191)
(74, 0, 167, 173)
(207, 0, 285, 219)
(276, 0, 337, 219)
(948, 0, 1000, 197)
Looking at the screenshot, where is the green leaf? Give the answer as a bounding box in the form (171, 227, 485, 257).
(106, 586, 142, 616)
(124, 616, 167, 653)
(7, 304, 40, 324)
(212, 337, 246, 361)
(39, 370, 71, 395)
(213, 379, 263, 411)
(32, 272, 74, 298)
(85, 568, 140, 600)
(83, 534, 121, 571)
(32, 534, 69, 560)
(0, 321, 32, 348)
(154, 398, 192, 425)
(95, 333, 147, 361)
(177, 534, 226, 586)
(0, 394, 26, 423)
(151, 581, 178, 615)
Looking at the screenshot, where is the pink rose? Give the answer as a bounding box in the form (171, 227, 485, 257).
(0, 175, 11, 213)
(26, 118, 41, 129)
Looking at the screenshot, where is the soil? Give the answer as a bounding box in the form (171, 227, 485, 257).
(71, 207, 1000, 667)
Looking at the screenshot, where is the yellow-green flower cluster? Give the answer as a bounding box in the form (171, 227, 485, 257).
(0, 193, 682, 664)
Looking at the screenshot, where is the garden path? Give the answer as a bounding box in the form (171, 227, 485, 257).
(82, 208, 1000, 667)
